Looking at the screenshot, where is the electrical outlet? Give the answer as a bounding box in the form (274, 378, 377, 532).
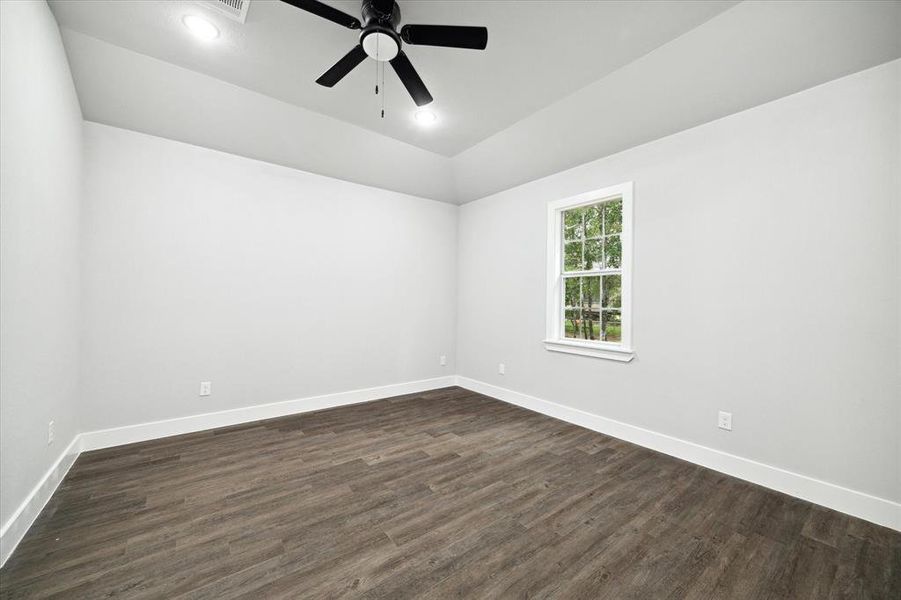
(48, 420, 54, 445)
(199, 381, 212, 396)
(440, 355, 447, 366)
(718, 411, 732, 431)
(498, 363, 505, 375)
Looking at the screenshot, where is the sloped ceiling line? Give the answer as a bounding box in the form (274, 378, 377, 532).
(54, 1, 901, 205)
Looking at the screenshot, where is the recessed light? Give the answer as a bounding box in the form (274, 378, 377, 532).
(183, 15, 219, 41)
(414, 109, 437, 126)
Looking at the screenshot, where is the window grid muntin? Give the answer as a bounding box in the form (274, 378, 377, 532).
(561, 200, 622, 273)
(561, 274, 622, 342)
(559, 197, 623, 343)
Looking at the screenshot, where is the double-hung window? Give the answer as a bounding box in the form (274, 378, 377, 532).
(545, 182, 634, 361)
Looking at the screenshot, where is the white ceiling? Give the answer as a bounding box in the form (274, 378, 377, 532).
(61, 29, 458, 202)
(49, 0, 901, 204)
(451, 0, 901, 201)
(48, 0, 736, 156)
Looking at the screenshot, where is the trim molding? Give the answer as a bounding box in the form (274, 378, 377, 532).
(0, 375, 456, 567)
(0, 434, 82, 567)
(4, 373, 897, 569)
(544, 339, 635, 362)
(455, 376, 901, 532)
(80, 376, 456, 451)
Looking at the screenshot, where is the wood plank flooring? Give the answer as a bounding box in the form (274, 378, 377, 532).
(1, 386, 899, 599)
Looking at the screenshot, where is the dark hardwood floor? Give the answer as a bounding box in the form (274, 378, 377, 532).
(1, 386, 898, 599)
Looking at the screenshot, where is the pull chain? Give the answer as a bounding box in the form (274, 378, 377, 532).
(372, 37, 386, 119)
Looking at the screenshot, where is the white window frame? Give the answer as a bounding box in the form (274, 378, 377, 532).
(545, 182, 634, 362)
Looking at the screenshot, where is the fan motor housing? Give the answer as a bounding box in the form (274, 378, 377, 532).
(361, 0, 400, 27)
(360, 1, 401, 62)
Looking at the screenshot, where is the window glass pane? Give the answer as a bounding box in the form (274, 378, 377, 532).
(564, 277, 580, 308)
(583, 239, 603, 270)
(584, 205, 602, 238)
(602, 275, 621, 308)
(582, 310, 601, 340)
(564, 309, 581, 339)
(554, 191, 629, 349)
(564, 241, 582, 272)
(604, 200, 622, 235)
(602, 310, 622, 342)
(604, 235, 622, 269)
(563, 208, 584, 240)
(580, 276, 600, 311)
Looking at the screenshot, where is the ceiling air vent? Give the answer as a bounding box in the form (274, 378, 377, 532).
(196, 0, 251, 24)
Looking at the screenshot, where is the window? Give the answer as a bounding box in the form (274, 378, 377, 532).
(545, 182, 633, 361)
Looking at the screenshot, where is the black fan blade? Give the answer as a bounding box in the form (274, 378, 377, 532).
(280, 0, 360, 29)
(316, 45, 367, 87)
(401, 25, 487, 50)
(390, 52, 433, 106)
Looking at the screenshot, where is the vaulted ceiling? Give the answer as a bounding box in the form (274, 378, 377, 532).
(49, 0, 736, 156)
(50, 1, 901, 203)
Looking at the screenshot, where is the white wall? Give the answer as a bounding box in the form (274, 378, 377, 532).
(0, 0, 83, 530)
(456, 60, 901, 504)
(80, 122, 457, 431)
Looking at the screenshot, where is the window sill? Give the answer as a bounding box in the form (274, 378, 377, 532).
(544, 339, 635, 362)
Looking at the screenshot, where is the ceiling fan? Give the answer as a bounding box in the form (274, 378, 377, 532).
(280, 0, 488, 106)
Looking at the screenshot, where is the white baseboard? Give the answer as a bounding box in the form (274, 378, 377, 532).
(455, 376, 901, 532)
(80, 376, 457, 451)
(3, 373, 896, 570)
(0, 375, 456, 567)
(0, 434, 82, 567)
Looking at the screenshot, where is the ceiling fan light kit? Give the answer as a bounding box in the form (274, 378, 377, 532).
(280, 0, 488, 107)
(359, 0, 401, 62)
